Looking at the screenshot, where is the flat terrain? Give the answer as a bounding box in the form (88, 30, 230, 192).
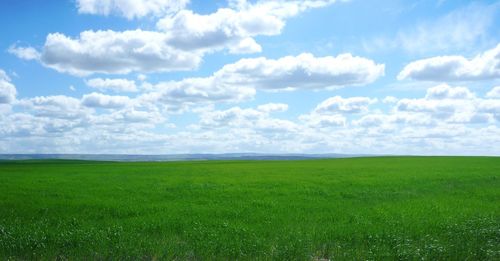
(0, 157, 499, 260)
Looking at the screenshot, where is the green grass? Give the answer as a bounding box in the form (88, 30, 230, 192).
(0, 157, 499, 260)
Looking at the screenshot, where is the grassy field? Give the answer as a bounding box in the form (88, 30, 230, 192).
(0, 157, 499, 260)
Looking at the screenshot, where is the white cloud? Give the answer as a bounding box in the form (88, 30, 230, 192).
(2, 84, 500, 155)
(77, 0, 189, 19)
(353, 114, 388, 127)
(0, 70, 17, 104)
(424, 84, 475, 100)
(86, 78, 138, 92)
(314, 96, 377, 114)
(0, 113, 80, 137)
(298, 95, 376, 129)
(140, 77, 256, 112)
(486, 86, 500, 98)
(17, 95, 88, 119)
(157, 9, 270, 54)
(216, 53, 384, 90)
(299, 113, 346, 128)
(133, 52, 382, 112)
(8, 45, 40, 60)
(90, 107, 164, 126)
(40, 30, 201, 76)
(113, 109, 163, 124)
(478, 100, 500, 114)
(353, 111, 436, 128)
(197, 105, 298, 134)
(382, 96, 398, 104)
(157, 0, 341, 54)
(15, 0, 343, 76)
(199, 107, 262, 128)
(398, 43, 500, 81)
(229, 37, 262, 54)
(81, 92, 132, 109)
(395, 84, 497, 124)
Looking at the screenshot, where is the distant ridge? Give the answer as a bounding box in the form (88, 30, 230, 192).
(0, 153, 371, 162)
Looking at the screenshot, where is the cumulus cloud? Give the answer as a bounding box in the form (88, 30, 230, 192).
(157, 0, 340, 54)
(120, 51, 381, 113)
(77, 0, 189, 19)
(199, 107, 262, 128)
(2, 84, 500, 155)
(197, 104, 298, 134)
(353, 114, 388, 127)
(298, 96, 376, 128)
(2, 89, 168, 148)
(228, 38, 262, 54)
(86, 78, 138, 92)
(382, 96, 398, 104)
(216, 53, 384, 90)
(89, 107, 164, 126)
(81, 92, 132, 109)
(299, 113, 346, 128)
(342, 85, 500, 153)
(139, 77, 255, 112)
(395, 84, 497, 124)
(132, 52, 382, 112)
(478, 99, 500, 114)
(299, 84, 500, 132)
(424, 84, 475, 100)
(157, 9, 268, 54)
(38, 30, 201, 76)
(17, 95, 87, 119)
(397, 98, 467, 115)
(314, 96, 377, 114)
(486, 86, 500, 98)
(0, 70, 17, 104)
(8, 45, 40, 61)
(398, 43, 500, 81)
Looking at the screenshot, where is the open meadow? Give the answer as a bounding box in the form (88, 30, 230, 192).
(0, 157, 499, 260)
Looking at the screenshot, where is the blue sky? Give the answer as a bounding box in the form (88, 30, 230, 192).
(1, 0, 500, 155)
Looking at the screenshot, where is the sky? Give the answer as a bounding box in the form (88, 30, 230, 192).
(0, 0, 500, 155)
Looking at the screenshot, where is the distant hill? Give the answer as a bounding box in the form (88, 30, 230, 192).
(0, 153, 371, 162)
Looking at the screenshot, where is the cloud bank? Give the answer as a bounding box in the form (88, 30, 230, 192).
(398, 43, 500, 82)
(0, 70, 16, 104)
